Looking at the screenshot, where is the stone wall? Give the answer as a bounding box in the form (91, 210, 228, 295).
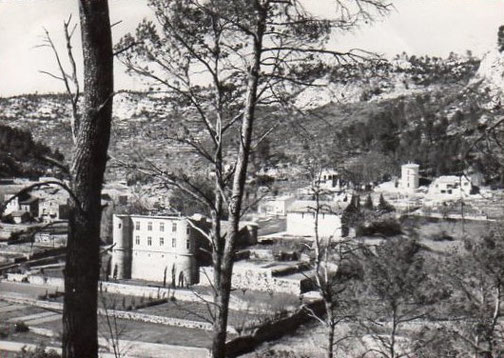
(100, 281, 204, 302)
(0, 289, 233, 333)
(4, 274, 253, 311)
(199, 266, 309, 295)
(249, 249, 274, 260)
(6, 273, 65, 291)
(99, 308, 237, 333)
(6, 273, 207, 302)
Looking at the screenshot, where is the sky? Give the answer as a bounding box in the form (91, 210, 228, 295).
(0, 0, 502, 96)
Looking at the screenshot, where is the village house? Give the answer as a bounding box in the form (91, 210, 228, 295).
(428, 175, 472, 197)
(3, 193, 20, 215)
(257, 195, 295, 217)
(315, 169, 343, 191)
(286, 200, 345, 239)
(102, 181, 132, 205)
(3, 192, 39, 218)
(36, 187, 70, 222)
(221, 220, 258, 247)
(39, 199, 70, 222)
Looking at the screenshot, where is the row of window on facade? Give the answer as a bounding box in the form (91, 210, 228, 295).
(133, 221, 190, 234)
(300, 212, 330, 218)
(134, 235, 190, 249)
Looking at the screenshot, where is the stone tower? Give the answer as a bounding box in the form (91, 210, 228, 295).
(111, 214, 132, 279)
(173, 219, 197, 286)
(401, 163, 420, 192)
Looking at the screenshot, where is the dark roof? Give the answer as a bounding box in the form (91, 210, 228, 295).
(11, 210, 30, 217)
(19, 196, 39, 205)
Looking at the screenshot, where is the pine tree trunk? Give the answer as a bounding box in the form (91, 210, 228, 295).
(327, 321, 335, 358)
(211, 176, 226, 357)
(210, 8, 266, 356)
(212, 267, 232, 358)
(62, 1, 113, 357)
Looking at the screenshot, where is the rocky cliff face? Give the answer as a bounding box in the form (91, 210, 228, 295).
(0, 51, 500, 182)
(471, 48, 504, 107)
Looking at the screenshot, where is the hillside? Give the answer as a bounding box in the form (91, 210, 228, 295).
(0, 123, 64, 179)
(0, 51, 503, 185)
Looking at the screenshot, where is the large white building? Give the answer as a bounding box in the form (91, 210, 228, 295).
(257, 196, 295, 217)
(111, 214, 210, 286)
(286, 200, 344, 239)
(428, 176, 472, 198)
(400, 163, 420, 192)
(111, 213, 258, 286)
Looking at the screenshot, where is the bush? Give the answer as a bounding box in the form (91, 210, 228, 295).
(357, 219, 402, 237)
(431, 231, 454, 242)
(14, 321, 29, 333)
(499, 25, 504, 52)
(17, 344, 60, 358)
(378, 194, 395, 213)
(257, 350, 310, 358)
(363, 194, 374, 210)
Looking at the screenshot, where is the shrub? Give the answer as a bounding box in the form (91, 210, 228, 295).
(431, 231, 454, 242)
(499, 25, 504, 52)
(363, 194, 374, 210)
(378, 194, 395, 213)
(17, 344, 60, 358)
(14, 321, 29, 333)
(257, 350, 310, 358)
(357, 219, 402, 237)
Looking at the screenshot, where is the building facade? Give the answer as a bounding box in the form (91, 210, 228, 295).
(111, 214, 210, 286)
(428, 176, 472, 197)
(316, 169, 342, 191)
(39, 199, 69, 222)
(3, 193, 38, 218)
(286, 200, 344, 239)
(257, 196, 295, 217)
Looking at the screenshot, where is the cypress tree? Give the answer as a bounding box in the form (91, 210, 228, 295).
(378, 194, 395, 213)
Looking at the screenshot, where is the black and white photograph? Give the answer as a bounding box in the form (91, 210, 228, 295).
(0, 1, 503, 357)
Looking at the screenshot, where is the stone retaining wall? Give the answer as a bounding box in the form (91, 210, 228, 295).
(99, 308, 239, 333)
(199, 266, 308, 295)
(5, 273, 254, 311)
(0, 292, 234, 333)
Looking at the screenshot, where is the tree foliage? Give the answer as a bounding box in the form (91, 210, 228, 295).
(0, 124, 64, 178)
(360, 238, 444, 358)
(363, 194, 373, 211)
(378, 194, 395, 213)
(439, 228, 504, 357)
(116, 1, 391, 356)
(498, 25, 504, 52)
(17, 344, 61, 358)
(341, 195, 362, 237)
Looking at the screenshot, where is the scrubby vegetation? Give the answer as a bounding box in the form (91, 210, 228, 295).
(0, 124, 64, 178)
(1, 52, 500, 186)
